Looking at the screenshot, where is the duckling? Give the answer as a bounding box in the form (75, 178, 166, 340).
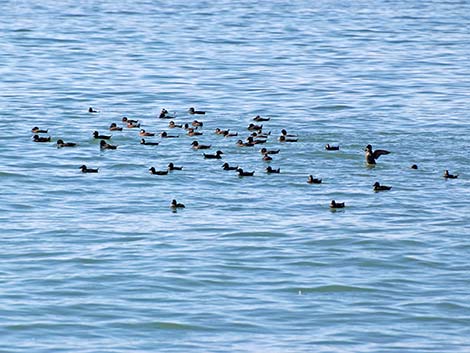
(192, 120, 203, 127)
(109, 123, 123, 131)
(364, 144, 390, 165)
(247, 123, 263, 131)
(262, 153, 272, 161)
(140, 139, 159, 146)
(56, 139, 77, 148)
(279, 135, 298, 142)
(93, 131, 111, 140)
(260, 148, 280, 155)
(139, 129, 155, 137)
(149, 167, 168, 175)
(188, 107, 206, 115)
(167, 163, 183, 171)
(187, 128, 203, 136)
(203, 150, 224, 159)
(253, 115, 270, 122)
(237, 168, 255, 176)
(79, 165, 98, 173)
(411, 164, 418, 170)
(330, 200, 345, 209)
(325, 144, 340, 151)
(307, 175, 322, 184)
(191, 141, 211, 150)
(31, 127, 48, 133)
(373, 182, 392, 191)
(88, 107, 98, 113)
(281, 129, 297, 137)
(222, 162, 238, 171)
(170, 199, 185, 208)
(100, 140, 117, 150)
(266, 166, 280, 174)
(32, 135, 51, 142)
(443, 170, 458, 179)
(236, 139, 254, 147)
(160, 131, 179, 138)
(168, 121, 182, 128)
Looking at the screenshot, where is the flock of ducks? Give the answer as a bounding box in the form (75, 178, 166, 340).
(32, 106, 460, 210)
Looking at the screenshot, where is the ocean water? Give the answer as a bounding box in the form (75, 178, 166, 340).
(1, 0, 470, 351)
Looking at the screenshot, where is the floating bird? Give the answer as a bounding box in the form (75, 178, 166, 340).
(237, 168, 255, 176)
(364, 144, 390, 165)
(307, 175, 322, 184)
(140, 139, 159, 146)
(266, 166, 280, 173)
(31, 127, 48, 133)
(56, 139, 77, 148)
(222, 162, 238, 171)
(262, 153, 272, 161)
(325, 144, 340, 151)
(192, 120, 204, 127)
(168, 121, 182, 128)
(158, 108, 174, 119)
(236, 139, 254, 147)
(93, 131, 111, 139)
(373, 182, 392, 191)
(149, 167, 168, 175)
(253, 115, 270, 122)
(79, 165, 98, 173)
(88, 107, 98, 113)
(191, 141, 211, 150)
(248, 123, 263, 131)
(160, 131, 179, 138)
(122, 117, 139, 124)
(222, 131, 238, 137)
(187, 128, 203, 136)
(260, 148, 280, 155)
(109, 123, 123, 131)
(100, 140, 117, 149)
(168, 163, 183, 171)
(330, 200, 345, 208)
(188, 107, 205, 115)
(33, 135, 51, 142)
(139, 129, 155, 137)
(279, 135, 298, 142)
(246, 136, 266, 145)
(443, 170, 458, 179)
(170, 199, 185, 208)
(281, 129, 297, 137)
(203, 150, 224, 159)
(214, 128, 230, 135)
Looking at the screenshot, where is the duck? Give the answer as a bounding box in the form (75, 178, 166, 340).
(262, 153, 272, 161)
(109, 123, 123, 131)
(158, 108, 174, 119)
(167, 163, 183, 171)
(411, 164, 418, 170)
(236, 139, 254, 147)
(203, 150, 223, 159)
(88, 107, 98, 113)
(281, 129, 297, 137)
(187, 128, 203, 136)
(93, 131, 111, 139)
(223, 131, 238, 138)
(246, 136, 266, 145)
(140, 139, 159, 146)
(191, 141, 211, 150)
(149, 167, 168, 175)
(247, 123, 263, 131)
(260, 148, 280, 155)
(251, 131, 271, 139)
(307, 175, 322, 184)
(192, 120, 204, 127)
(139, 129, 155, 137)
(279, 135, 298, 142)
(330, 200, 345, 209)
(56, 139, 77, 148)
(79, 165, 98, 173)
(253, 115, 270, 122)
(443, 170, 458, 179)
(266, 166, 280, 174)
(160, 131, 179, 138)
(31, 127, 48, 133)
(188, 107, 206, 115)
(364, 144, 390, 165)
(237, 168, 255, 176)
(122, 117, 139, 124)
(100, 140, 117, 150)
(168, 121, 182, 128)
(325, 144, 340, 151)
(373, 182, 392, 191)
(170, 199, 185, 208)
(127, 121, 140, 128)
(214, 128, 230, 135)
(222, 162, 238, 171)
(32, 135, 51, 142)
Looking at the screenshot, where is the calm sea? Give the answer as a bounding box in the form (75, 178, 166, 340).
(1, 0, 469, 352)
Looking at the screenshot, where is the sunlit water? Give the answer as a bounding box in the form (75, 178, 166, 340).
(1, 1, 470, 352)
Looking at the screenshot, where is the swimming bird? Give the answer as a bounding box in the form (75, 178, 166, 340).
(170, 199, 185, 208)
(33, 135, 51, 142)
(122, 117, 139, 124)
(192, 120, 203, 127)
(364, 144, 390, 165)
(188, 107, 205, 115)
(160, 131, 179, 138)
(214, 128, 230, 135)
(149, 167, 168, 175)
(246, 136, 266, 145)
(93, 131, 111, 139)
(139, 129, 155, 137)
(222, 131, 238, 137)
(100, 140, 117, 149)
(253, 115, 270, 122)
(266, 166, 280, 173)
(236, 139, 254, 147)
(222, 162, 238, 171)
(168, 121, 182, 128)
(187, 128, 203, 136)
(191, 141, 211, 150)
(262, 153, 272, 161)
(325, 144, 340, 151)
(109, 123, 123, 131)
(281, 129, 297, 137)
(88, 107, 98, 113)
(260, 148, 280, 155)
(237, 168, 255, 176)
(31, 127, 48, 133)
(330, 200, 345, 208)
(279, 135, 298, 142)
(443, 170, 458, 179)
(203, 150, 224, 159)
(158, 108, 174, 119)
(373, 182, 392, 191)
(168, 163, 183, 171)
(251, 131, 271, 139)
(307, 175, 322, 184)
(56, 139, 77, 148)
(248, 123, 263, 131)
(79, 165, 98, 173)
(140, 139, 159, 146)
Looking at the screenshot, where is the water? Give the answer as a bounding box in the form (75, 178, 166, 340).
(1, 0, 470, 351)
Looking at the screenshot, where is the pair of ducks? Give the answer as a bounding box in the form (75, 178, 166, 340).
(149, 163, 183, 175)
